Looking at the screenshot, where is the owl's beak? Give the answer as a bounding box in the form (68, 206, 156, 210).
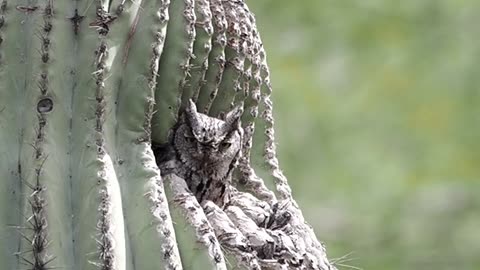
(197, 142, 216, 155)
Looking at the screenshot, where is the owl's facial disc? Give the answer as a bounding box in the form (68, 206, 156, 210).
(177, 99, 242, 164)
(182, 124, 238, 159)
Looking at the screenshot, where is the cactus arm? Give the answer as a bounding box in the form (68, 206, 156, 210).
(163, 173, 227, 270)
(180, 0, 213, 108)
(112, 0, 183, 269)
(195, 0, 226, 114)
(151, 0, 196, 144)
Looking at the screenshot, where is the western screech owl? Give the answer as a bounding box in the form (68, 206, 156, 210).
(160, 100, 243, 207)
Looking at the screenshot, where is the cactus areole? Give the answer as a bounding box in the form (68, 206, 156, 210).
(0, 0, 336, 269)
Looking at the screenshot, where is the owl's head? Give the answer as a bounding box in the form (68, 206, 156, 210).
(174, 100, 243, 171)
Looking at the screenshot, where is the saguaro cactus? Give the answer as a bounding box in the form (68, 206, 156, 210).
(0, 0, 335, 269)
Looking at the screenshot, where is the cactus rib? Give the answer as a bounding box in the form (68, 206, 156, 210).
(16, 1, 57, 268)
(258, 45, 292, 200)
(235, 4, 275, 203)
(208, 0, 248, 117)
(180, 0, 213, 109)
(69, 2, 120, 269)
(247, 10, 335, 268)
(90, 2, 127, 268)
(195, 0, 227, 114)
(111, 0, 184, 268)
(151, 0, 196, 144)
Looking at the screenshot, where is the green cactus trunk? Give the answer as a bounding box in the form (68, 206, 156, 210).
(0, 0, 336, 269)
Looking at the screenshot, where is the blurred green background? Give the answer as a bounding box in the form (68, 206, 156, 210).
(248, 1, 480, 269)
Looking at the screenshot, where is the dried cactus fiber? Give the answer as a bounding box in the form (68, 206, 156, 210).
(0, 0, 336, 270)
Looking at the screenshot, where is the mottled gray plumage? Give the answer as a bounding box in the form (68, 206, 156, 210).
(167, 100, 243, 207)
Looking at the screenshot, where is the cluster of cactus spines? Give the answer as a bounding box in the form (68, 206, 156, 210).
(151, 0, 196, 144)
(0, 0, 335, 269)
(95, 157, 124, 270)
(195, 0, 226, 113)
(180, 0, 213, 109)
(20, 170, 51, 270)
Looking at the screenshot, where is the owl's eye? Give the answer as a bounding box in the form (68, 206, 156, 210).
(220, 142, 232, 150)
(185, 134, 196, 143)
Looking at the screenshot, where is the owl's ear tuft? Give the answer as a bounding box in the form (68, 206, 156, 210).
(223, 105, 243, 132)
(185, 99, 198, 115)
(185, 99, 201, 133)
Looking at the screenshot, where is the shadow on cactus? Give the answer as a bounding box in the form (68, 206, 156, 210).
(0, 0, 335, 269)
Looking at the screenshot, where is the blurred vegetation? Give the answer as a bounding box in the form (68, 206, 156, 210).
(248, 1, 480, 269)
